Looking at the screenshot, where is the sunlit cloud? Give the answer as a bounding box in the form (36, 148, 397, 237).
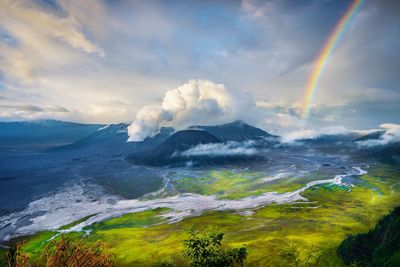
(356, 123, 400, 147)
(0, 0, 398, 131)
(127, 79, 253, 141)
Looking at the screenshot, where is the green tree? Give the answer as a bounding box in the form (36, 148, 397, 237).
(305, 244, 326, 267)
(281, 241, 303, 267)
(183, 230, 247, 267)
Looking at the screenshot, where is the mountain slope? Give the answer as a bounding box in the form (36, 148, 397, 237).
(0, 120, 102, 149)
(337, 206, 400, 266)
(130, 130, 222, 166)
(189, 120, 277, 143)
(49, 123, 128, 150)
(355, 131, 385, 142)
(48, 124, 174, 156)
(291, 133, 363, 145)
(354, 131, 400, 164)
(358, 142, 400, 165)
(130, 128, 264, 167)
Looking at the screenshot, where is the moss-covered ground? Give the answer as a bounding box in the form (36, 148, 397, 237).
(18, 163, 400, 266)
(172, 169, 316, 200)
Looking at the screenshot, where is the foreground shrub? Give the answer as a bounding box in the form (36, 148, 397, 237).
(42, 235, 114, 267)
(1, 240, 30, 267)
(337, 206, 400, 266)
(280, 241, 329, 267)
(1, 235, 114, 267)
(184, 230, 247, 267)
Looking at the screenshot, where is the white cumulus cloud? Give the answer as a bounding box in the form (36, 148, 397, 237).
(127, 79, 252, 141)
(281, 126, 349, 143)
(356, 123, 400, 147)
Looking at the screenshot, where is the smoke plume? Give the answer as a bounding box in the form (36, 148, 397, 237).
(127, 79, 250, 141)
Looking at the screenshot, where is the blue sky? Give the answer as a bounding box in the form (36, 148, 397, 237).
(0, 0, 399, 133)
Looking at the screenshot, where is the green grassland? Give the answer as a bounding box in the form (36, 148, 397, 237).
(172, 169, 316, 200)
(17, 164, 400, 266)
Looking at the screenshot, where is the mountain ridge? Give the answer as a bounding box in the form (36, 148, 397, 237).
(0, 120, 103, 148)
(129, 121, 270, 167)
(188, 120, 277, 142)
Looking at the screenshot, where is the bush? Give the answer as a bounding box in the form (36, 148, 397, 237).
(1, 240, 30, 267)
(42, 235, 114, 267)
(337, 206, 400, 266)
(184, 230, 247, 267)
(1, 235, 115, 267)
(280, 241, 329, 267)
(280, 241, 302, 267)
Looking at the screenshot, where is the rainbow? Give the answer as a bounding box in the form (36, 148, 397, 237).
(301, 0, 365, 120)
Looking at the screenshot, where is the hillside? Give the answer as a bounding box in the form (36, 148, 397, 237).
(337, 206, 400, 266)
(0, 120, 102, 149)
(355, 131, 400, 164)
(130, 129, 222, 166)
(355, 130, 385, 142)
(189, 120, 278, 143)
(47, 124, 174, 156)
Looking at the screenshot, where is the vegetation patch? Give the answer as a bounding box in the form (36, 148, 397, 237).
(11, 164, 400, 266)
(84, 208, 169, 231)
(173, 169, 310, 200)
(184, 229, 247, 266)
(337, 206, 400, 266)
(59, 214, 97, 230)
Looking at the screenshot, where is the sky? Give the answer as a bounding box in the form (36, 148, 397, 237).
(0, 0, 399, 135)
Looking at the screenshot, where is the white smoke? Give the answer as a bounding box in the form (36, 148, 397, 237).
(356, 123, 400, 147)
(178, 141, 258, 157)
(127, 80, 250, 141)
(281, 126, 349, 143)
(127, 105, 173, 141)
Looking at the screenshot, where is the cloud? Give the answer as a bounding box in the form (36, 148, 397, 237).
(256, 100, 347, 130)
(0, 0, 104, 85)
(0, 102, 71, 121)
(127, 79, 252, 141)
(281, 126, 349, 143)
(0, 0, 398, 129)
(241, 0, 273, 19)
(0, 103, 43, 112)
(0, 102, 69, 113)
(0, 0, 104, 55)
(178, 141, 258, 157)
(356, 123, 400, 147)
(44, 105, 70, 113)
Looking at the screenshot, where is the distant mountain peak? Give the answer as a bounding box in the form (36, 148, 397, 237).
(222, 120, 246, 126)
(354, 130, 385, 142)
(128, 122, 278, 167)
(129, 129, 222, 166)
(188, 120, 277, 142)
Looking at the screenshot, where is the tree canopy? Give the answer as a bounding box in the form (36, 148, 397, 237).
(184, 230, 247, 267)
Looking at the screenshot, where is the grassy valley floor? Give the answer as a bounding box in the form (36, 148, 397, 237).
(9, 163, 400, 266)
